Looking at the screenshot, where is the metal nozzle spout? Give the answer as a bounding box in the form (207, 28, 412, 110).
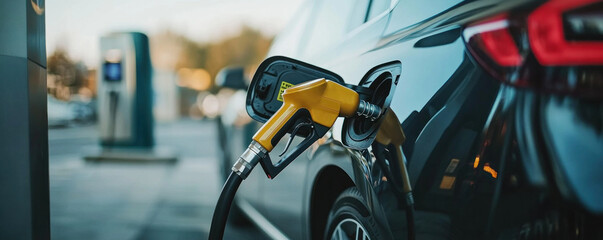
(356, 100, 382, 120)
(232, 141, 267, 179)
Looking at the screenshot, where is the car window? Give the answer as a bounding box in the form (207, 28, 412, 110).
(304, 0, 369, 55)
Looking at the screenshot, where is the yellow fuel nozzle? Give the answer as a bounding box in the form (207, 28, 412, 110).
(253, 79, 361, 151)
(229, 78, 381, 179)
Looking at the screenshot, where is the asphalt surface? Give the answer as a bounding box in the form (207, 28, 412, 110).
(49, 119, 267, 240)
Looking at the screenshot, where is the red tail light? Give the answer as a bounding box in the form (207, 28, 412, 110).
(529, 0, 603, 66)
(463, 0, 603, 98)
(477, 17, 523, 67)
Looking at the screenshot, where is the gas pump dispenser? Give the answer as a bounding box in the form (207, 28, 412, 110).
(98, 32, 153, 147)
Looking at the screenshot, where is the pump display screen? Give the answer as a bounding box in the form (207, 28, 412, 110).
(103, 62, 122, 82)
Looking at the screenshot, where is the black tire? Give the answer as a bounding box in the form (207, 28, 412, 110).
(324, 187, 382, 240)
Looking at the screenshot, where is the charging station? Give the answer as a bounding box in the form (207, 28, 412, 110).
(85, 32, 176, 162)
(98, 32, 154, 147)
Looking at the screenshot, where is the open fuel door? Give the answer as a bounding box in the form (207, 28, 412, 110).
(246, 56, 345, 123)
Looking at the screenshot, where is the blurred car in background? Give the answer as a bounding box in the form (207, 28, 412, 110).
(48, 95, 77, 127)
(214, 67, 254, 180)
(69, 94, 96, 123)
(48, 94, 96, 128)
(218, 0, 603, 239)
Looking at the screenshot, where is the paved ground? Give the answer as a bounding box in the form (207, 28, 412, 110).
(49, 119, 267, 240)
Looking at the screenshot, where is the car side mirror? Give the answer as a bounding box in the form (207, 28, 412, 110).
(246, 56, 345, 123)
(215, 66, 248, 90)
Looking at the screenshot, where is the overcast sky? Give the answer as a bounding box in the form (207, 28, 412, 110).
(46, 0, 304, 66)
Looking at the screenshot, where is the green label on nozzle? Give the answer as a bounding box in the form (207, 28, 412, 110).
(277, 81, 294, 102)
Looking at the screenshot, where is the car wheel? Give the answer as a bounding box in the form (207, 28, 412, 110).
(324, 187, 382, 240)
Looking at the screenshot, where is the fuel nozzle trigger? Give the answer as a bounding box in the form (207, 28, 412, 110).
(258, 110, 330, 179)
(279, 121, 313, 157)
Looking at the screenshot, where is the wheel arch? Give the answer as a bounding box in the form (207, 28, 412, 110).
(309, 165, 355, 240)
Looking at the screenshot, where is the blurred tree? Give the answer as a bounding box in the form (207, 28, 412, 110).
(151, 30, 208, 70)
(47, 48, 89, 100)
(204, 26, 272, 80)
(151, 26, 273, 116)
(151, 26, 272, 84)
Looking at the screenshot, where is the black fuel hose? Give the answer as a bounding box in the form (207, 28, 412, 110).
(406, 199, 416, 240)
(372, 144, 416, 240)
(208, 172, 243, 240)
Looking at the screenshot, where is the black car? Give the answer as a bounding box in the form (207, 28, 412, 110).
(216, 0, 603, 239)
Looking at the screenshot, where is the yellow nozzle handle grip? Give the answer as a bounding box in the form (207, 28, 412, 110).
(253, 103, 299, 151)
(253, 79, 359, 151)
